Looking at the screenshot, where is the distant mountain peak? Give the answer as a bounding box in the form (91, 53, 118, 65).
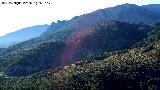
(117, 3, 139, 8)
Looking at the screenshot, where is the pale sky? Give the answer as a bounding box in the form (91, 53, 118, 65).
(0, 0, 160, 36)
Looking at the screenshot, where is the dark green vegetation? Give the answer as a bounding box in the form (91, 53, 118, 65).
(7, 41, 66, 76)
(0, 21, 150, 76)
(0, 22, 160, 90)
(0, 3, 160, 90)
(134, 22, 160, 48)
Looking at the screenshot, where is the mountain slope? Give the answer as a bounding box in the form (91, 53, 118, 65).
(133, 22, 160, 48)
(0, 25, 49, 48)
(1, 23, 160, 90)
(58, 21, 150, 65)
(0, 3, 159, 76)
(0, 21, 150, 76)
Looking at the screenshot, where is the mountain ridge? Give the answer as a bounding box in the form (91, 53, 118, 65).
(40, 3, 160, 41)
(0, 24, 49, 48)
(5, 3, 160, 50)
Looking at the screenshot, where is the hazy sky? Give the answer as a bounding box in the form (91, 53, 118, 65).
(0, 0, 160, 36)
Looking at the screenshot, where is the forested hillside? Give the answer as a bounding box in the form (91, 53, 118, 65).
(0, 22, 160, 90)
(0, 21, 150, 76)
(0, 3, 160, 90)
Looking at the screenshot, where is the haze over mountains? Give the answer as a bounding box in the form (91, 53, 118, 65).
(1, 3, 160, 89)
(0, 25, 49, 48)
